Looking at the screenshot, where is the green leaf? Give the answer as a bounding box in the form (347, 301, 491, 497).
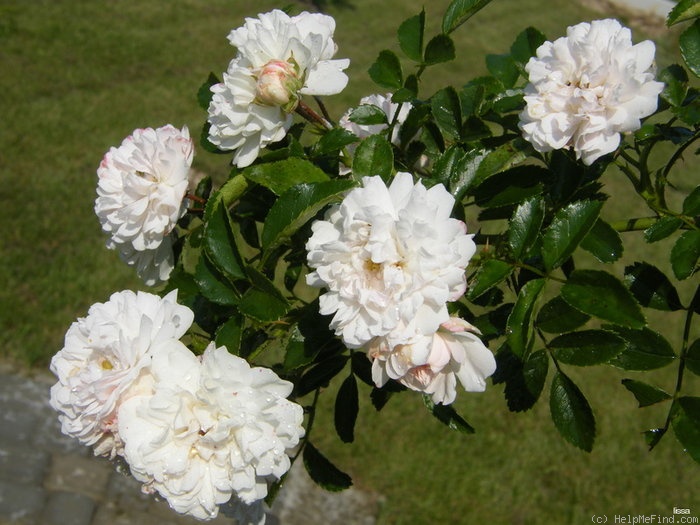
(352, 135, 394, 182)
(472, 140, 528, 186)
(467, 259, 513, 300)
(197, 72, 220, 110)
(368, 50, 403, 89)
(508, 198, 545, 261)
(203, 198, 246, 281)
(536, 296, 591, 333)
(660, 64, 689, 107)
(683, 185, 700, 215)
(303, 442, 352, 491)
(668, 0, 700, 26)
(348, 104, 389, 126)
(580, 219, 623, 263)
(433, 145, 467, 185)
(422, 395, 475, 433)
(315, 128, 358, 156)
(680, 20, 700, 77)
(624, 262, 683, 311)
(194, 254, 240, 306)
(507, 278, 546, 358)
(486, 53, 519, 88)
(261, 180, 356, 252)
(542, 200, 603, 271)
(510, 27, 546, 65)
(644, 216, 683, 243)
(424, 34, 456, 65)
(561, 270, 646, 329)
(203, 174, 250, 222)
(284, 331, 320, 372)
(448, 148, 490, 202)
(685, 339, 700, 376)
(431, 86, 462, 140)
(473, 166, 547, 209)
(671, 229, 700, 279)
(238, 288, 290, 322)
(214, 313, 244, 355)
(621, 379, 672, 408)
(494, 347, 548, 412)
(606, 326, 676, 370)
(296, 355, 350, 397)
(550, 330, 626, 366)
(442, 0, 494, 34)
(398, 10, 425, 62)
(244, 158, 329, 196)
(549, 371, 596, 452)
(335, 375, 359, 443)
(672, 397, 700, 463)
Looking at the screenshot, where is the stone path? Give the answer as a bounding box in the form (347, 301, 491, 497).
(0, 366, 383, 525)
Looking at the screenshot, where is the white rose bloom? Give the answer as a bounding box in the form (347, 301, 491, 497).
(369, 318, 496, 405)
(207, 10, 350, 168)
(519, 19, 664, 165)
(118, 344, 305, 521)
(338, 93, 413, 174)
(306, 172, 476, 349)
(49, 290, 194, 458)
(95, 124, 194, 283)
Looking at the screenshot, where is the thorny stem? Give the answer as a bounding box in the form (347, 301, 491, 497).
(313, 96, 335, 126)
(292, 388, 321, 463)
(661, 128, 700, 183)
(296, 99, 332, 130)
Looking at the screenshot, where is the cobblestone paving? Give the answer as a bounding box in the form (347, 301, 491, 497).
(0, 367, 382, 525)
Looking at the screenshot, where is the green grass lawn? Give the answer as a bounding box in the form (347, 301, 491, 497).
(1, 0, 698, 523)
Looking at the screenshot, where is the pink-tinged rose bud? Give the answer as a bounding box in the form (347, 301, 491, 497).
(255, 59, 302, 111)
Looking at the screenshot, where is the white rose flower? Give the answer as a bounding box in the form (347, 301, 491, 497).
(306, 172, 476, 349)
(207, 10, 350, 168)
(95, 124, 194, 284)
(118, 344, 305, 521)
(338, 93, 413, 174)
(519, 19, 664, 165)
(49, 290, 194, 458)
(369, 318, 496, 405)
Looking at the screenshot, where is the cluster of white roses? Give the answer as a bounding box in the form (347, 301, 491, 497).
(50, 290, 305, 522)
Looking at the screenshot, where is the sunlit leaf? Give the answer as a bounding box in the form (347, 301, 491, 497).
(542, 200, 603, 271)
(671, 229, 700, 279)
(606, 326, 676, 370)
(550, 371, 595, 452)
(621, 379, 672, 408)
(398, 10, 425, 62)
(507, 278, 546, 357)
(442, 0, 494, 34)
(550, 330, 625, 366)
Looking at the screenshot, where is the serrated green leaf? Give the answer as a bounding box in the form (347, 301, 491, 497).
(303, 442, 352, 491)
(368, 50, 403, 89)
(660, 64, 690, 107)
(238, 288, 289, 322)
(352, 135, 394, 182)
(486, 53, 519, 88)
(510, 27, 546, 65)
(472, 140, 528, 185)
(315, 128, 358, 156)
(473, 166, 547, 209)
(203, 198, 246, 281)
(194, 254, 240, 306)
(261, 180, 356, 252)
(550, 330, 625, 366)
(684, 186, 700, 215)
(398, 10, 425, 62)
(550, 371, 596, 452)
(542, 200, 603, 271)
(624, 262, 683, 311)
(580, 219, 623, 263)
(442, 0, 494, 34)
(197, 72, 220, 110)
(508, 197, 545, 260)
(622, 379, 672, 408)
(448, 148, 490, 202)
(433, 145, 467, 186)
(561, 270, 646, 329)
(672, 397, 700, 463)
(243, 158, 329, 196)
(507, 278, 546, 358)
(607, 326, 676, 370)
(644, 216, 683, 243)
(203, 174, 250, 222)
(348, 104, 389, 126)
(494, 347, 548, 412)
(467, 259, 513, 300)
(668, 0, 700, 26)
(686, 339, 700, 376)
(335, 375, 359, 443)
(431, 86, 462, 140)
(671, 229, 700, 279)
(680, 20, 700, 77)
(536, 296, 591, 333)
(424, 34, 456, 65)
(422, 395, 475, 433)
(296, 355, 350, 397)
(645, 428, 667, 449)
(284, 333, 320, 372)
(214, 313, 244, 355)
